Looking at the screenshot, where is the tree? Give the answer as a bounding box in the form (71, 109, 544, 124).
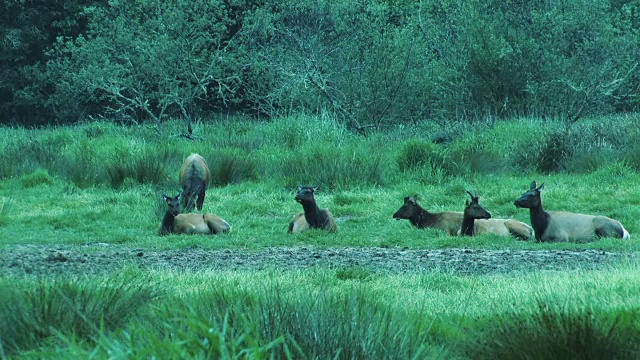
(47, 0, 260, 133)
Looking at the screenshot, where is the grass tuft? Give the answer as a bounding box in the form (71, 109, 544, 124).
(19, 169, 54, 188)
(0, 273, 158, 356)
(466, 300, 640, 360)
(206, 148, 258, 186)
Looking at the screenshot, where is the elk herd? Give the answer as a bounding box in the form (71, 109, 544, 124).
(160, 154, 630, 243)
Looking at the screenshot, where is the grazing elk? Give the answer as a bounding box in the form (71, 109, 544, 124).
(288, 186, 337, 233)
(459, 191, 533, 240)
(392, 196, 463, 236)
(158, 193, 231, 236)
(180, 153, 210, 212)
(514, 181, 630, 242)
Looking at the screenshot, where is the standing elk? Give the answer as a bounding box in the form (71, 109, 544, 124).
(514, 181, 630, 242)
(288, 186, 337, 233)
(158, 193, 231, 236)
(392, 196, 463, 236)
(180, 153, 210, 212)
(460, 191, 533, 240)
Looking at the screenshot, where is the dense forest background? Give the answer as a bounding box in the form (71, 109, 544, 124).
(2, 0, 640, 130)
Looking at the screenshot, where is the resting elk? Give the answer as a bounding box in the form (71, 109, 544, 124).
(158, 193, 231, 236)
(288, 186, 337, 233)
(459, 191, 533, 240)
(514, 181, 629, 242)
(180, 153, 210, 212)
(392, 196, 463, 236)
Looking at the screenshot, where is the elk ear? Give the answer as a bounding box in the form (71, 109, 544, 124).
(529, 181, 537, 190)
(466, 190, 474, 198)
(465, 199, 470, 206)
(162, 194, 169, 200)
(408, 196, 417, 204)
(537, 183, 545, 191)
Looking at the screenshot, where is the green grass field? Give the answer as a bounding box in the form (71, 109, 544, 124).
(1, 115, 640, 358)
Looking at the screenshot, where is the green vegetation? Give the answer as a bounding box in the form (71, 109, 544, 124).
(1, 266, 639, 358)
(1, 115, 640, 250)
(1, 115, 640, 358)
(3, 0, 640, 127)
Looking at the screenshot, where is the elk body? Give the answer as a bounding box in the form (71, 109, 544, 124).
(288, 186, 337, 233)
(179, 153, 210, 212)
(158, 194, 231, 236)
(459, 191, 533, 240)
(392, 196, 463, 236)
(514, 181, 630, 242)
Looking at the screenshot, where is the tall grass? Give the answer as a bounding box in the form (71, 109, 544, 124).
(0, 273, 157, 356)
(466, 300, 640, 360)
(1, 114, 640, 188)
(3, 264, 640, 359)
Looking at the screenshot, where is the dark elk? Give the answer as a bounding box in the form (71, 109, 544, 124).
(179, 153, 210, 212)
(460, 191, 532, 240)
(288, 186, 337, 233)
(514, 181, 629, 242)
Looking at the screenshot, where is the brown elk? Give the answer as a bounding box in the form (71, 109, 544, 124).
(179, 153, 210, 212)
(158, 193, 231, 236)
(392, 196, 463, 236)
(514, 181, 630, 242)
(460, 191, 533, 240)
(288, 186, 337, 233)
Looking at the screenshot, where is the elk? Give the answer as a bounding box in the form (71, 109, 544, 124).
(392, 196, 463, 236)
(179, 153, 210, 212)
(459, 191, 533, 240)
(158, 193, 231, 236)
(288, 186, 337, 233)
(514, 181, 630, 242)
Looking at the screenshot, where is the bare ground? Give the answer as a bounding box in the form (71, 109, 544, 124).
(1, 244, 635, 277)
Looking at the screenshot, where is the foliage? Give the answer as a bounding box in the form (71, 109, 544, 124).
(45, 0, 262, 129)
(4, 0, 640, 126)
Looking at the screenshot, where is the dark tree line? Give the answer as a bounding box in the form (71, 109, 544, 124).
(2, 0, 640, 130)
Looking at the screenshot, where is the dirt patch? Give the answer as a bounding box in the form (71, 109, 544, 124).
(1, 244, 634, 277)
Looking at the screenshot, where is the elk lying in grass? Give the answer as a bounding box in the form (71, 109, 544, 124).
(158, 193, 231, 236)
(288, 186, 337, 233)
(392, 196, 463, 236)
(180, 153, 210, 212)
(459, 191, 533, 240)
(514, 181, 630, 242)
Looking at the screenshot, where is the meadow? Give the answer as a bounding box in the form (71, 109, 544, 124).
(1, 114, 640, 358)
